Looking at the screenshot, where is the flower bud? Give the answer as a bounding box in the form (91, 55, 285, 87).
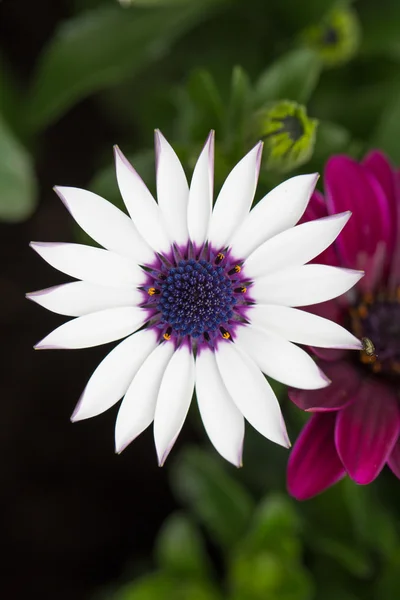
(257, 101, 318, 173)
(301, 6, 360, 67)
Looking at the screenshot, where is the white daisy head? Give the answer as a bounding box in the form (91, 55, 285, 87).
(27, 130, 363, 467)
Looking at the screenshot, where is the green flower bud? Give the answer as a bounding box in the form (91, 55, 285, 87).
(257, 101, 318, 173)
(301, 5, 360, 67)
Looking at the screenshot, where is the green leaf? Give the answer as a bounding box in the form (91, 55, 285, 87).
(186, 69, 225, 134)
(370, 89, 400, 164)
(344, 479, 398, 558)
(310, 536, 372, 578)
(308, 120, 351, 168)
(360, 1, 400, 58)
(27, 2, 225, 131)
(155, 513, 211, 579)
(170, 447, 255, 549)
(0, 115, 37, 222)
(115, 573, 221, 600)
(230, 551, 313, 600)
(254, 49, 322, 107)
(375, 548, 400, 600)
(245, 494, 301, 556)
(226, 66, 252, 154)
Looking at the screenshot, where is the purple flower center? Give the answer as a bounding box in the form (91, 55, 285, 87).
(141, 246, 252, 348)
(351, 293, 400, 376)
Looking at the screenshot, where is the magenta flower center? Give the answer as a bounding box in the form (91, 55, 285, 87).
(351, 292, 400, 375)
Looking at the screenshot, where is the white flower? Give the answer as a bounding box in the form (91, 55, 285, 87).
(28, 131, 362, 466)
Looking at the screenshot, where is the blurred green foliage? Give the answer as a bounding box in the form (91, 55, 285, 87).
(4, 0, 400, 598)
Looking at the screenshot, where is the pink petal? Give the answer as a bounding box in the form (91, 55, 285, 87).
(289, 360, 360, 412)
(363, 151, 397, 229)
(388, 170, 400, 291)
(299, 191, 340, 267)
(325, 156, 392, 271)
(335, 380, 400, 485)
(287, 412, 346, 500)
(388, 437, 400, 480)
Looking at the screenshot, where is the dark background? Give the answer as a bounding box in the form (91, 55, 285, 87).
(0, 2, 182, 597)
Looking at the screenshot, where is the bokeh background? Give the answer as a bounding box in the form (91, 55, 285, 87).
(2, 0, 400, 598)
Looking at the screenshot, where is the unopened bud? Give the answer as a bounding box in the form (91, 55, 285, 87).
(257, 101, 318, 173)
(301, 6, 360, 67)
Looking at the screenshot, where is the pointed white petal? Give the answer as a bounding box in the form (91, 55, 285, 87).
(114, 146, 170, 253)
(230, 173, 319, 258)
(30, 242, 144, 289)
(155, 130, 189, 246)
(235, 326, 330, 390)
(187, 131, 214, 247)
(245, 211, 351, 279)
(34, 306, 147, 350)
(72, 329, 158, 421)
(115, 341, 175, 453)
(215, 341, 289, 448)
(154, 344, 195, 465)
(251, 265, 364, 307)
(195, 348, 244, 466)
(26, 281, 143, 317)
(249, 304, 362, 349)
(208, 142, 263, 249)
(54, 186, 153, 264)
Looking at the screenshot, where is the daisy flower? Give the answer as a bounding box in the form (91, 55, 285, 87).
(28, 131, 362, 466)
(287, 151, 400, 499)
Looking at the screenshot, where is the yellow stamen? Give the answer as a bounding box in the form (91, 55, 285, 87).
(163, 332, 171, 341)
(148, 287, 158, 296)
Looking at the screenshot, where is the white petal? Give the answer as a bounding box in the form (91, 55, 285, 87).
(207, 142, 263, 249)
(251, 264, 364, 307)
(215, 341, 289, 448)
(187, 131, 214, 247)
(244, 211, 351, 279)
(54, 186, 153, 264)
(154, 344, 195, 465)
(34, 306, 147, 350)
(195, 348, 244, 466)
(155, 130, 189, 246)
(115, 341, 175, 453)
(72, 329, 158, 421)
(114, 146, 170, 253)
(230, 173, 319, 258)
(26, 281, 143, 317)
(249, 304, 362, 350)
(235, 326, 330, 390)
(30, 242, 144, 289)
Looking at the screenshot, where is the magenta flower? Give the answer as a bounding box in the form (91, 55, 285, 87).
(287, 150, 400, 500)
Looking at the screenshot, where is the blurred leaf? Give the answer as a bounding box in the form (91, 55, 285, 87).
(344, 479, 398, 558)
(170, 447, 255, 549)
(230, 550, 313, 600)
(269, 0, 339, 32)
(122, 0, 198, 5)
(310, 536, 372, 578)
(310, 120, 351, 166)
(254, 49, 322, 107)
(226, 66, 252, 154)
(115, 573, 221, 600)
(375, 548, 400, 600)
(370, 89, 400, 164)
(186, 69, 225, 136)
(245, 494, 301, 554)
(0, 115, 37, 222)
(360, 0, 400, 58)
(155, 513, 211, 579)
(27, 2, 226, 130)
(0, 55, 22, 137)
